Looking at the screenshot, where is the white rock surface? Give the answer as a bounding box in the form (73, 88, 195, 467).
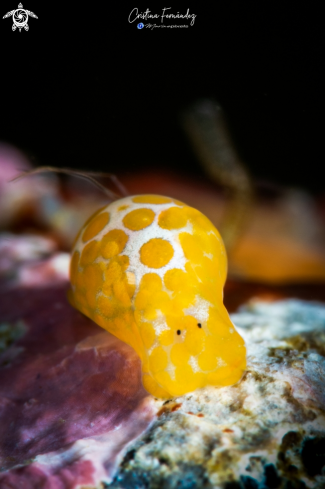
(108, 300, 325, 489)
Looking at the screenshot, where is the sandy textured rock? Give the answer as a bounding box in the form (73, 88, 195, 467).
(108, 300, 325, 489)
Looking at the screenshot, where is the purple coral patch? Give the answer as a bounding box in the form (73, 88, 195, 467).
(0, 250, 155, 487)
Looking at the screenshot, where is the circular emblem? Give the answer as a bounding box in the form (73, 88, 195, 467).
(3, 3, 38, 32)
(13, 8, 28, 28)
(137, 23, 144, 29)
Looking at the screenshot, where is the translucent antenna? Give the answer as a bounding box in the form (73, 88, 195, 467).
(182, 100, 253, 252)
(10, 166, 129, 201)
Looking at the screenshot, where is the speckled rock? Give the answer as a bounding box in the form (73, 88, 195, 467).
(108, 300, 325, 489)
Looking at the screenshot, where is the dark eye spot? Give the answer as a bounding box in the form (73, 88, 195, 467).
(197, 323, 202, 328)
(177, 330, 181, 335)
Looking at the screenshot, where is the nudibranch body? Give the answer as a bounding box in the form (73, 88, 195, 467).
(69, 194, 246, 398)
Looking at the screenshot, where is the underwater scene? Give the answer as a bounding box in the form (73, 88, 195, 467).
(1, 4, 324, 488)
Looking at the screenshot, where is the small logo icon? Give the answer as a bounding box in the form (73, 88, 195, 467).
(3, 3, 38, 32)
(137, 23, 144, 29)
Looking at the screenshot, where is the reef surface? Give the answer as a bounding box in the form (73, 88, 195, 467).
(108, 300, 325, 489)
(0, 236, 156, 489)
(1, 236, 325, 488)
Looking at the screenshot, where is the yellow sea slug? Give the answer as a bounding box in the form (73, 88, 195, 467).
(69, 194, 246, 398)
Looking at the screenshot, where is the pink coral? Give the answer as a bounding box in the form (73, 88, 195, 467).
(0, 239, 156, 487)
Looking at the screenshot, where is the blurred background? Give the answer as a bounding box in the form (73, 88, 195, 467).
(1, 2, 324, 305)
(0, 3, 324, 191)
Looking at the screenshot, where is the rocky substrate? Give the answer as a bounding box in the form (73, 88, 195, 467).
(1, 236, 325, 488)
(108, 300, 325, 489)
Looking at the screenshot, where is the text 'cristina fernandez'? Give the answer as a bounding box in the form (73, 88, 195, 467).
(128, 8, 197, 27)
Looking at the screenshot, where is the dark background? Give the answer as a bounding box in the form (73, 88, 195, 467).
(0, 2, 324, 193)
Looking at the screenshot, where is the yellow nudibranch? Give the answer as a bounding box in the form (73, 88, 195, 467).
(69, 194, 246, 398)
